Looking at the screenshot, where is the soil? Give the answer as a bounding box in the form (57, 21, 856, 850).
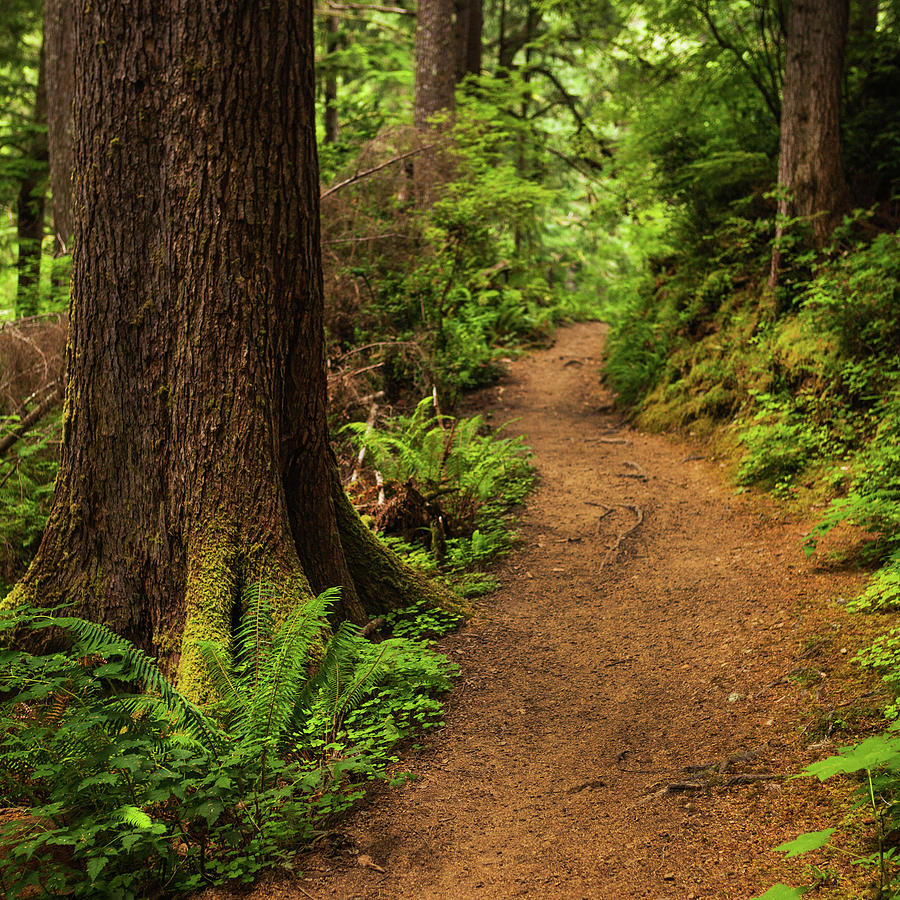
(227, 321, 881, 899)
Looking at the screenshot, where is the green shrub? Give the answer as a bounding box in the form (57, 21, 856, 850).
(0, 588, 456, 897)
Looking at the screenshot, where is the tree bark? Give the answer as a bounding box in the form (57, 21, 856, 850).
(5, 0, 458, 698)
(770, 0, 849, 286)
(414, 0, 456, 128)
(15, 42, 48, 318)
(44, 0, 75, 258)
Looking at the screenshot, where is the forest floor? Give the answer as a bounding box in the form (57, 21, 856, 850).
(229, 321, 883, 899)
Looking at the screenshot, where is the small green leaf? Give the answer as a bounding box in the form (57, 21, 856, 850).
(86, 855, 108, 882)
(775, 828, 835, 858)
(752, 885, 809, 899)
(804, 735, 900, 780)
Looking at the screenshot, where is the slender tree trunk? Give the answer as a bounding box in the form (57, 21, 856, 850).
(44, 0, 75, 258)
(15, 43, 48, 318)
(455, 0, 482, 82)
(770, 0, 849, 287)
(414, 0, 456, 128)
(498, 0, 507, 70)
(6, 0, 457, 698)
(324, 13, 340, 145)
(850, 0, 878, 37)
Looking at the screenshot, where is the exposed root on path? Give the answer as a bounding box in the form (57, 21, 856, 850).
(599, 504, 643, 574)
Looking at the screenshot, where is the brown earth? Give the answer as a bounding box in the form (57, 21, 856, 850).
(229, 321, 882, 899)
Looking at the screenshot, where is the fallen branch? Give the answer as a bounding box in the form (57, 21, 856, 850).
(324, 0, 413, 14)
(361, 617, 385, 637)
(321, 145, 436, 200)
(621, 460, 647, 480)
(0, 382, 62, 460)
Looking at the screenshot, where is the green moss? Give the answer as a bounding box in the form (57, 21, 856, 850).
(177, 523, 239, 701)
(176, 522, 318, 701)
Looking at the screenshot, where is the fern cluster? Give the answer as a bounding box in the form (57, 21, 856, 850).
(344, 396, 533, 596)
(0, 587, 456, 897)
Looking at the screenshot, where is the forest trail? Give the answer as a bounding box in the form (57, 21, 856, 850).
(246, 321, 865, 899)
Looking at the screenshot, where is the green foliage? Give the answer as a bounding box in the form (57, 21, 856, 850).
(0, 590, 456, 896)
(0, 410, 59, 591)
(777, 827, 838, 858)
(344, 397, 533, 595)
(383, 597, 464, 641)
(752, 885, 809, 899)
(345, 395, 532, 531)
(764, 735, 900, 898)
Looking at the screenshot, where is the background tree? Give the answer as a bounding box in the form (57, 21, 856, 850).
(5, 0, 453, 696)
(13, 37, 46, 317)
(43, 0, 74, 260)
(414, 0, 456, 127)
(455, 0, 483, 81)
(770, 0, 850, 284)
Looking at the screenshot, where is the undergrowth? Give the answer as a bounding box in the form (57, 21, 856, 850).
(343, 396, 534, 597)
(0, 585, 456, 897)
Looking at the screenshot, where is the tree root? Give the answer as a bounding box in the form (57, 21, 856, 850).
(599, 505, 644, 573)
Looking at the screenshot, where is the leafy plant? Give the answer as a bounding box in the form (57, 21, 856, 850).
(0, 589, 457, 897)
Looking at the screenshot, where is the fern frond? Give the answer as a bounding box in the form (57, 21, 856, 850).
(260, 587, 339, 743)
(289, 620, 363, 735)
(53, 616, 221, 746)
(331, 643, 395, 733)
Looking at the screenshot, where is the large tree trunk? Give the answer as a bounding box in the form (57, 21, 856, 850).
(5, 0, 457, 698)
(15, 43, 48, 318)
(44, 0, 75, 258)
(770, 0, 849, 286)
(414, 0, 456, 128)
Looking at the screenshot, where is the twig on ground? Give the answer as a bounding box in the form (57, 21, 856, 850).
(621, 460, 648, 480)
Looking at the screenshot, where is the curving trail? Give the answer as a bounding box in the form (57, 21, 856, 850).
(237, 321, 866, 899)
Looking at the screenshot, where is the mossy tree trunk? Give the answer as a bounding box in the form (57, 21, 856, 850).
(5, 0, 457, 698)
(770, 0, 849, 287)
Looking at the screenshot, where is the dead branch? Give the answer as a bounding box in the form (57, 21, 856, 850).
(349, 401, 380, 485)
(0, 382, 62, 460)
(621, 460, 648, 480)
(323, 232, 413, 245)
(321, 145, 436, 201)
(361, 617, 385, 637)
(323, 0, 413, 15)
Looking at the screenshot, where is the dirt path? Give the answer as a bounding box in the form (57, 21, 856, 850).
(247, 322, 869, 899)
